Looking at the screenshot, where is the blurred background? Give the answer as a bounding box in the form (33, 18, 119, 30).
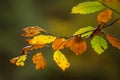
(0, 0, 120, 80)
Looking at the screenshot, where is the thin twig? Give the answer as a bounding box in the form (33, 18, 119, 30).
(98, 0, 120, 15)
(104, 18, 120, 28)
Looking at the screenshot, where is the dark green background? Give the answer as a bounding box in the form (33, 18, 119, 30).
(0, 0, 120, 80)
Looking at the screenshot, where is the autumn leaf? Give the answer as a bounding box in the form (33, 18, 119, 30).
(21, 26, 47, 37)
(20, 44, 45, 55)
(20, 46, 32, 55)
(65, 36, 87, 55)
(53, 50, 70, 71)
(10, 55, 27, 66)
(106, 34, 120, 49)
(91, 35, 108, 54)
(72, 1, 105, 14)
(97, 9, 112, 24)
(32, 53, 47, 70)
(52, 38, 66, 50)
(73, 26, 94, 38)
(30, 44, 45, 50)
(27, 35, 56, 45)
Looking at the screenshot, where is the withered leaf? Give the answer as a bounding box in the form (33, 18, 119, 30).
(65, 36, 87, 55)
(21, 26, 47, 37)
(20, 44, 45, 55)
(106, 34, 120, 49)
(52, 38, 66, 50)
(20, 46, 32, 55)
(97, 9, 112, 24)
(32, 53, 47, 70)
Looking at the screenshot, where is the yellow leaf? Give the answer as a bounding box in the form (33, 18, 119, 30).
(27, 35, 56, 45)
(53, 50, 70, 71)
(10, 55, 27, 66)
(32, 53, 47, 70)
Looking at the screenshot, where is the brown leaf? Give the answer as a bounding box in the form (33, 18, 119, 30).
(20, 44, 45, 55)
(32, 53, 47, 70)
(20, 46, 32, 55)
(21, 26, 47, 37)
(52, 38, 66, 50)
(97, 9, 112, 24)
(106, 34, 120, 49)
(65, 36, 87, 55)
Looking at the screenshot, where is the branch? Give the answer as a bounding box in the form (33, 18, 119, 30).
(98, 0, 120, 15)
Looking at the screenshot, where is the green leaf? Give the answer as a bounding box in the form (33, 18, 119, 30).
(73, 26, 94, 37)
(72, 1, 105, 14)
(91, 35, 108, 54)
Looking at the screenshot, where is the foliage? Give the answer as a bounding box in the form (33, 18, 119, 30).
(91, 35, 108, 54)
(71, 1, 105, 14)
(53, 50, 70, 71)
(10, 0, 120, 71)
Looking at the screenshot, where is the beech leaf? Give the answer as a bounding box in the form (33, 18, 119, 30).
(97, 9, 112, 24)
(27, 35, 56, 45)
(106, 34, 120, 49)
(65, 36, 87, 55)
(10, 55, 27, 66)
(53, 50, 70, 71)
(32, 53, 47, 70)
(91, 36, 108, 54)
(52, 38, 66, 50)
(21, 26, 47, 37)
(72, 1, 105, 14)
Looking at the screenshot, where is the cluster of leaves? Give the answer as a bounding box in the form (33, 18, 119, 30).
(10, 0, 120, 71)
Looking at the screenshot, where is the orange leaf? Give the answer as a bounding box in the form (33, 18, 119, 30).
(30, 44, 45, 50)
(106, 34, 120, 49)
(32, 53, 47, 70)
(52, 38, 66, 50)
(65, 36, 87, 55)
(21, 26, 47, 37)
(97, 9, 112, 24)
(10, 57, 19, 64)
